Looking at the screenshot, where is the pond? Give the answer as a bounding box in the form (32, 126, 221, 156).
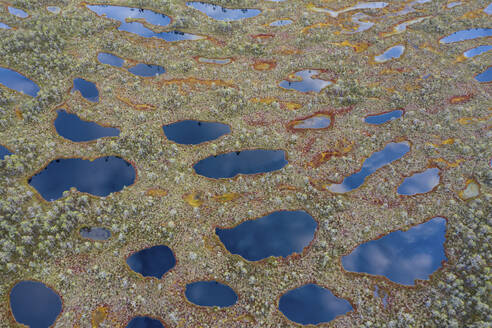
(397, 167, 440, 195)
(47, 6, 61, 14)
(8, 6, 28, 18)
(279, 69, 332, 93)
(0, 67, 40, 97)
(79, 227, 111, 240)
(127, 64, 166, 77)
(0, 22, 11, 29)
(196, 57, 231, 65)
(0, 145, 12, 160)
(163, 120, 230, 145)
(185, 281, 238, 307)
(440, 28, 492, 43)
(186, 2, 261, 21)
(342, 217, 447, 285)
(126, 316, 165, 328)
(287, 113, 332, 130)
(71, 78, 99, 102)
(216, 210, 317, 261)
(28, 156, 136, 201)
(126, 245, 176, 279)
(269, 19, 293, 26)
(374, 45, 405, 63)
(463, 45, 492, 58)
(193, 149, 287, 179)
(54, 109, 120, 142)
(97, 52, 125, 67)
(475, 66, 491, 83)
(364, 109, 403, 125)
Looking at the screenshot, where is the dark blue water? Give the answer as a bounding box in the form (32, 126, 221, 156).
(126, 245, 176, 279)
(326, 141, 410, 193)
(397, 167, 440, 195)
(97, 52, 125, 67)
(364, 110, 403, 125)
(185, 281, 238, 307)
(79, 227, 111, 240)
(216, 210, 317, 261)
(86, 5, 202, 42)
(28, 156, 136, 201)
(278, 284, 353, 325)
(127, 64, 165, 77)
(0, 145, 12, 160)
(72, 78, 99, 102)
(0, 22, 11, 29)
(9, 281, 62, 328)
(163, 120, 230, 145)
(193, 149, 287, 179)
(8, 6, 28, 18)
(463, 45, 492, 58)
(440, 28, 492, 43)
(0, 67, 40, 97)
(342, 217, 447, 285)
(279, 70, 332, 93)
(126, 316, 165, 328)
(475, 66, 492, 83)
(186, 2, 261, 21)
(54, 109, 120, 142)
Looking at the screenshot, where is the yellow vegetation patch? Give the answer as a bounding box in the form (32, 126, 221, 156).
(145, 188, 168, 197)
(213, 192, 240, 202)
(91, 305, 109, 328)
(458, 179, 480, 200)
(183, 191, 205, 207)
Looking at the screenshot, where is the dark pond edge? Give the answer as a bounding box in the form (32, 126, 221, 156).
(474, 64, 492, 83)
(182, 277, 239, 309)
(160, 119, 232, 146)
(124, 244, 178, 280)
(69, 77, 100, 104)
(363, 108, 405, 126)
(124, 314, 168, 327)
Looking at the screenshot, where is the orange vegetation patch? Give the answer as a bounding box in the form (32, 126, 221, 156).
(281, 102, 303, 110)
(183, 191, 205, 207)
(91, 305, 109, 328)
(301, 21, 331, 34)
(213, 192, 241, 202)
(449, 94, 473, 104)
(308, 138, 354, 168)
(277, 184, 298, 191)
(116, 94, 156, 111)
(335, 40, 369, 53)
(15, 108, 23, 119)
(251, 33, 275, 40)
(458, 112, 492, 125)
(253, 60, 277, 71)
(145, 188, 168, 197)
(250, 97, 303, 110)
(431, 158, 463, 168)
(460, 9, 485, 19)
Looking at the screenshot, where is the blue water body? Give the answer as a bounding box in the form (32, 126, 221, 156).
(197, 57, 231, 64)
(484, 2, 492, 14)
(163, 120, 230, 145)
(185, 281, 238, 307)
(326, 141, 410, 193)
(0, 22, 11, 29)
(9, 281, 62, 328)
(475, 66, 492, 83)
(54, 109, 120, 142)
(194, 149, 287, 179)
(397, 167, 440, 195)
(364, 110, 403, 125)
(72, 78, 99, 102)
(0, 67, 40, 97)
(8, 6, 28, 18)
(374, 45, 405, 63)
(216, 210, 317, 261)
(291, 114, 331, 129)
(278, 284, 352, 325)
(47, 6, 61, 14)
(126, 245, 176, 279)
(342, 217, 447, 285)
(269, 19, 293, 26)
(97, 52, 125, 67)
(80, 227, 111, 240)
(126, 316, 165, 328)
(279, 70, 332, 93)
(440, 28, 492, 43)
(28, 156, 136, 201)
(0, 145, 12, 160)
(463, 45, 492, 58)
(186, 2, 261, 21)
(128, 63, 166, 77)
(87, 5, 202, 42)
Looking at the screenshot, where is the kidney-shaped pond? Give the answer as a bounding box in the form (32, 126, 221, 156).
(71, 78, 99, 102)
(55, 109, 120, 142)
(0, 67, 40, 97)
(28, 156, 136, 201)
(163, 120, 230, 145)
(10, 280, 62, 328)
(397, 167, 440, 195)
(185, 281, 238, 307)
(342, 217, 447, 285)
(194, 149, 287, 179)
(126, 245, 176, 279)
(126, 316, 166, 328)
(216, 210, 317, 261)
(279, 284, 353, 325)
(186, 2, 261, 21)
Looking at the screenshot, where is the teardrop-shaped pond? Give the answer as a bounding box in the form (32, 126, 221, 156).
(397, 167, 440, 195)
(193, 149, 287, 179)
(216, 210, 317, 261)
(163, 120, 230, 145)
(55, 109, 120, 142)
(80, 227, 111, 240)
(10, 280, 62, 328)
(187, 2, 261, 21)
(440, 28, 492, 43)
(279, 70, 332, 93)
(364, 109, 403, 125)
(475, 66, 491, 83)
(374, 45, 405, 63)
(0, 67, 40, 97)
(326, 141, 410, 193)
(279, 284, 353, 325)
(126, 316, 165, 328)
(342, 217, 447, 285)
(98, 52, 125, 67)
(185, 281, 238, 307)
(128, 64, 165, 77)
(0, 145, 12, 160)
(28, 156, 136, 201)
(72, 78, 99, 102)
(126, 245, 176, 279)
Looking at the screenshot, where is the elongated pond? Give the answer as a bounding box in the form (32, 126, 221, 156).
(397, 167, 440, 195)
(126, 316, 165, 328)
(128, 64, 166, 77)
(28, 156, 136, 201)
(8, 7, 28, 18)
(0, 67, 40, 97)
(97, 52, 125, 67)
(279, 70, 332, 93)
(79, 227, 111, 240)
(10, 280, 62, 328)
(364, 110, 403, 125)
(185, 281, 238, 307)
(463, 45, 492, 58)
(126, 245, 176, 279)
(288, 113, 332, 130)
(163, 120, 230, 145)
(186, 2, 261, 21)
(374, 45, 405, 63)
(216, 210, 317, 261)
(342, 217, 447, 285)
(440, 28, 492, 43)
(194, 149, 287, 179)
(278, 284, 353, 325)
(72, 78, 99, 102)
(54, 109, 120, 142)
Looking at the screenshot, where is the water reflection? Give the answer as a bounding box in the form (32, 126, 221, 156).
(163, 120, 230, 145)
(128, 64, 166, 77)
(374, 45, 405, 63)
(54, 109, 120, 142)
(10, 280, 62, 328)
(8, 6, 28, 18)
(0, 67, 40, 97)
(440, 28, 492, 44)
(269, 19, 293, 26)
(464, 45, 492, 58)
(216, 210, 317, 261)
(28, 156, 136, 201)
(279, 70, 332, 93)
(342, 217, 447, 285)
(279, 284, 353, 325)
(288, 114, 331, 130)
(80, 227, 111, 240)
(0, 22, 11, 29)
(186, 2, 261, 21)
(475, 67, 492, 83)
(97, 52, 125, 67)
(326, 141, 410, 193)
(71, 78, 99, 102)
(126, 316, 165, 328)
(185, 281, 238, 307)
(0, 145, 12, 160)
(47, 6, 61, 14)
(193, 149, 287, 179)
(397, 167, 440, 195)
(364, 110, 403, 125)
(126, 245, 176, 279)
